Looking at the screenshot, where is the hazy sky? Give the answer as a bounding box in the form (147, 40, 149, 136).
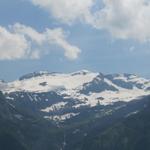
(0, 0, 150, 81)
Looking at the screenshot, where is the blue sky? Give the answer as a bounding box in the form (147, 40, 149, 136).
(0, 0, 150, 81)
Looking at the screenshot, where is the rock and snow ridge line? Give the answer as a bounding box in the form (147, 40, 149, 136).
(1, 70, 149, 93)
(1, 70, 150, 95)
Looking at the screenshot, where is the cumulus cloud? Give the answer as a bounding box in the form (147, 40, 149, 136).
(30, 0, 95, 24)
(0, 23, 81, 60)
(30, 0, 150, 42)
(0, 26, 29, 60)
(94, 0, 150, 42)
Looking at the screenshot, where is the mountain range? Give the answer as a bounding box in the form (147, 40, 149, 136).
(0, 70, 150, 150)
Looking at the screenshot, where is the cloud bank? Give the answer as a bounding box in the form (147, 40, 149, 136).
(30, 0, 150, 42)
(0, 23, 81, 60)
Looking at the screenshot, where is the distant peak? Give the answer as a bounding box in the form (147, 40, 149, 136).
(71, 70, 91, 76)
(106, 73, 138, 78)
(0, 80, 5, 83)
(19, 71, 50, 80)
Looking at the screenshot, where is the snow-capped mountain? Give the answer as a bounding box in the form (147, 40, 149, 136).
(1, 70, 150, 121)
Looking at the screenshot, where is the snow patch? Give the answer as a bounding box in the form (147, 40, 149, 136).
(41, 102, 68, 112)
(44, 112, 80, 121)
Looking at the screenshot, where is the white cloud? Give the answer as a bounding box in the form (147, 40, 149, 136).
(30, 0, 95, 24)
(45, 28, 81, 59)
(30, 0, 150, 42)
(94, 0, 150, 42)
(0, 26, 29, 60)
(0, 23, 81, 60)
